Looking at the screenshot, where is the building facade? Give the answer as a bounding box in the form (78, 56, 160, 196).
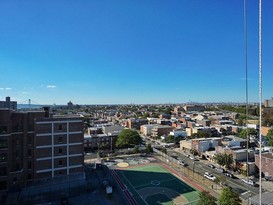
(0, 108, 84, 199)
(255, 152, 273, 177)
(0, 97, 17, 110)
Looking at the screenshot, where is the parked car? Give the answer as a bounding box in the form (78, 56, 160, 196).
(208, 164, 215, 169)
(204, 172, 216, 181)
(215, 167, 225, 173)
(241, 178, 256, 186)
(225, 172, 234, 178)
(265, 176, 273, 181)
(180, 161, 188, 166)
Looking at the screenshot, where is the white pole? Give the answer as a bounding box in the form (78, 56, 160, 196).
(258, 0, 263, 204)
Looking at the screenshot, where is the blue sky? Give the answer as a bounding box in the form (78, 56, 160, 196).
(0, 0, 272, 105)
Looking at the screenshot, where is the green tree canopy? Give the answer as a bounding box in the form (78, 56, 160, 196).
(219, 187, 242, 205)
(266, 128, 273, 146)
(146, 143, 153, 153)
(197, 191, 217, 205)
(214, 153, 233, 169)
(238, 128, 258, 139)
(116, 129, 142, 148)
(164, 135, 175, 143)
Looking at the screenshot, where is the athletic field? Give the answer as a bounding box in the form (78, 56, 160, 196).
(114, 163, 200, 205)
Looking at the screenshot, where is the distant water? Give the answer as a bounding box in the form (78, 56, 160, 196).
(17, 104, 44, 109)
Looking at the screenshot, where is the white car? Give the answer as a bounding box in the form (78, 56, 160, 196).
(215, 167, 224, 173)
(204, 172, 216, 181)
(241, 178, 256, 186)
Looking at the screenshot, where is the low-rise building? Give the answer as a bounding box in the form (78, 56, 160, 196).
(126, 118, 148, 130)
(140, 124, 156, 136)
(183, 105, 205, 112)
(180, 138, 221, 154)
(221, 135, 247, 147)
(255, 152, 273, 177)
(169, 129, 187, 138)
(151, 125, 173, 138)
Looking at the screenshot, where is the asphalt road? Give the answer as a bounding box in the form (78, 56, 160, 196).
(166, 148, 260, 200)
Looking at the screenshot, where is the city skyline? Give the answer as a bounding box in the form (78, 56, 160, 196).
(1, 0, 273, 105)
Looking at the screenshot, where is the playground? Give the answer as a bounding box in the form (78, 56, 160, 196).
(113, 163, 200, 205)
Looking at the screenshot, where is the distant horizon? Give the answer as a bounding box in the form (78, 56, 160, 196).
(1, 1, 273, 104)
(16, 100, 260, 107)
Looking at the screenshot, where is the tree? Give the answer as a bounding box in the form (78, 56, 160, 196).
(237, 117, 244, 126)
(266, 128, 273, 146)
(164, 135, 175, 143)
(142, 112, 150, 118)
(219, 187, 241, 205)
(214, 153, 233, 169)
(146, 143, 153, 153)
(238, 128, 257, 139)
(116, 129, 142, 148)
(197, 191, 217, 205)
(134, 146, 139, 154)
(198, 130, 212, 138)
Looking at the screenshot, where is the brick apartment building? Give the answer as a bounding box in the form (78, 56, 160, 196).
(255, 152, 273, 177)
(0, 107, 84, 199)
(0, 96, 17, 111)
(151, 125, 173, 138)
(125, 118, 148, 130)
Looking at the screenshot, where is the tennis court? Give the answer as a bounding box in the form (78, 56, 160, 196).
(115, 163, 200, 205)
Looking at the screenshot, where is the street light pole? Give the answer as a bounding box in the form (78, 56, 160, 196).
(192, 153, 194, 179)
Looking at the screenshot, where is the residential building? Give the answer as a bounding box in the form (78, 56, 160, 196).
(151, 125, 173, 138)
(140, 124, 155, 136)
(196, 119, 211, 127)
(264, 98, 273, 108)
(102, 125, 124, 135)
(255, 152, 273, 177)
(0, 97, 17, 111)
(173, 106, 184, 115)
(183, 105, 205, 112)
(169, 129, 187, 138)
(0, 107, 84, 199)
(125, 118, 148, 130)
(180, 138, 221, 154)
(221, 135, 247, 147)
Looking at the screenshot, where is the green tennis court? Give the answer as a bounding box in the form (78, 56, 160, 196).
(115, 163, 200, 205)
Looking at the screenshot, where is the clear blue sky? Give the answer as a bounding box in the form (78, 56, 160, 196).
(0, 0, 272, 105)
